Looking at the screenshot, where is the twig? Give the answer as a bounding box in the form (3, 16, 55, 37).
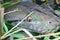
(53, 37, 60, 40)
(18, 32, 60, 40)
(1, 28, 37, 40)
(1, 28, 23, 39)
(1, 11, 34, 39)
(22, 29, 36, 40)
(0, 7, 4, 40)
(4, 8, 19, 15)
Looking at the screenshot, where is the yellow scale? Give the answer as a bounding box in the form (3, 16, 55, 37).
(34, 0, 60, 4)
(33, 0, 60, 9)
(33, 0, 48, 6)
(56, 0, 60, 4)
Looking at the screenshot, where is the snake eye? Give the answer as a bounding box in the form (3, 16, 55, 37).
(27, 17, 32, 22)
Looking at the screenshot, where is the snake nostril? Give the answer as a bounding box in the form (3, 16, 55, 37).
(48, 21, 52, 24)
(49, 21, 52, 24)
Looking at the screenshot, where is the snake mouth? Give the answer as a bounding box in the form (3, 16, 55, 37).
(55, 24, 60, 30)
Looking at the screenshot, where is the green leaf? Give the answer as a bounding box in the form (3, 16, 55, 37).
(44, 36, 50, 40)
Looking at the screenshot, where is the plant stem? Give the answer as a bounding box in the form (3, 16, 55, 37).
(0, 4, 4, 40)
